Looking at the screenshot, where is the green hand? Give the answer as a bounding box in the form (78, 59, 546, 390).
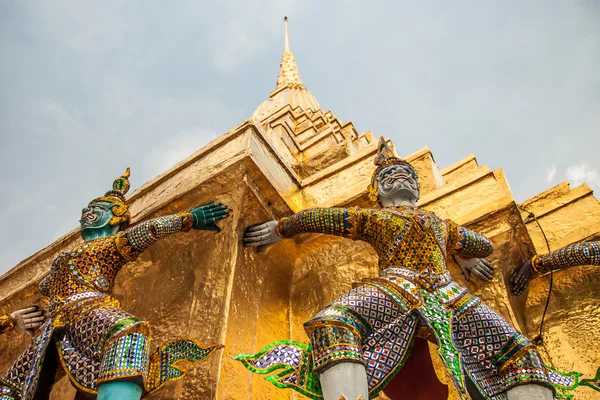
(190, 203, 230, 232)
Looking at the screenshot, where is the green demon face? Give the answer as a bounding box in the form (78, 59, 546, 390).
(80, 201, 119, 241)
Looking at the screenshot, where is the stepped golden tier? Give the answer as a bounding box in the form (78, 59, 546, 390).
(1, 18, 599, 400)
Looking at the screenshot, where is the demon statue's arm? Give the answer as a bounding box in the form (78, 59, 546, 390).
(244, 208, 496, 281)
(447, 221, 494, 258)
(511, 241, 600, 295)
(447, 220, 495, 281)
(115, 203, 229, 260)
(535, 241, 600, 272)
(277, 208, 359, 238)
(243, 207, 366, 250)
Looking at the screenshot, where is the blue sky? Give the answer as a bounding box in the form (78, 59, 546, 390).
(1, 1, 599, 274)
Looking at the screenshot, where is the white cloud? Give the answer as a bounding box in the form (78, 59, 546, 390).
(566, 162, 600, 187)
(546, 164, 557, 182)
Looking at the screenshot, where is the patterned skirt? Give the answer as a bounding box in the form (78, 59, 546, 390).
(0, 292, 220, 400)
(235, 267, 556, 400)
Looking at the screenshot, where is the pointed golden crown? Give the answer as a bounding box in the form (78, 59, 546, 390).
(90, 167, 132, 228)
(367, 137, 417, 202)
(373, 137, 403, 168)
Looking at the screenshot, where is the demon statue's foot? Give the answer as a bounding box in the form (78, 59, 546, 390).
(319, 362, 369, 400)
(506, 384, 553, 400)
(97, 381, 143, 400)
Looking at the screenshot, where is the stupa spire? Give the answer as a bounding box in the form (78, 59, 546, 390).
(274, 16, 305, 91)
(284, 16, 290, 53)
(253, 17, 321, 120)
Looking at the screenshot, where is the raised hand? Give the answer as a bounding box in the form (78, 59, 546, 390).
(454, 256, 495, 281)
(243, 220, 282, 251)
(510, 260, 534, 296)
(11, 306, 45, 336)
(190, 202, 230, 232)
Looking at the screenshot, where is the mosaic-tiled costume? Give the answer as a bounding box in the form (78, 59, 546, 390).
(236, 138, 556, 400)
(237, 206, 554, 399)
(532, 241, 600, 274)
(0, 169, 223, 400)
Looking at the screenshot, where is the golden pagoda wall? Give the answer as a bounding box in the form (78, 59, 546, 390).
(1, 117, 599, 400)
(0, 123, 299, 400)
(520, 183, 600, 400)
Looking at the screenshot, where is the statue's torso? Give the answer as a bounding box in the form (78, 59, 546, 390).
(45, 236, 127, 301)
(364, 206, 451, 273)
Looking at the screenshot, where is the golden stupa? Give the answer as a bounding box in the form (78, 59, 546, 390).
(1, 18, 599, 400)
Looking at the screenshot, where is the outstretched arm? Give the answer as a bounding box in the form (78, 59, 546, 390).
(447, 221, 495, 281)
(244, 208, 359, 250)
(448, 223, 494, 259)
(116, 203, 230, 259)
(535, 241, 600, 272)
(277, 208, 358, 238)
(511, 241, 600, 295)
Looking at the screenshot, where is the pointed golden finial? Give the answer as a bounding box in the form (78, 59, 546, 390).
(284, 16, 290, 53)
(254, 15, 320, 113)
(274, 16, 305, 91)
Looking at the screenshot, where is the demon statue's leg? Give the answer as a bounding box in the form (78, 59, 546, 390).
(319, 363, 369, 400)
(97, 381, 143, 400)
(506, 384, 553, 400)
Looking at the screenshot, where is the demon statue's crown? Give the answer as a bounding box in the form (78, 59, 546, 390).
(89, 167, 132, 228)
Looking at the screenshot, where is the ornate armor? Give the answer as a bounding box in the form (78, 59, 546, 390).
(532, 241, 600, 274)
(238, 205, 554, 399)
(0, 169, 225, 400)
(236, 138, 557, 400)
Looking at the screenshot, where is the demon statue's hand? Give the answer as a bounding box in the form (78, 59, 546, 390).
(11, 306, 45, 336)
(190, 203, 230, 232)
(243, 220, 282, 251)
(510, 260, 534, 296)
(454, 256, 495, 281)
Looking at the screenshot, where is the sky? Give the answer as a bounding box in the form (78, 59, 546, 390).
(1, 1, 599, 275)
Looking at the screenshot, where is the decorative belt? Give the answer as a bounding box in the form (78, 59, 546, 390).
(48, 291, 108, 318)
(381, 267, 452, 291)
